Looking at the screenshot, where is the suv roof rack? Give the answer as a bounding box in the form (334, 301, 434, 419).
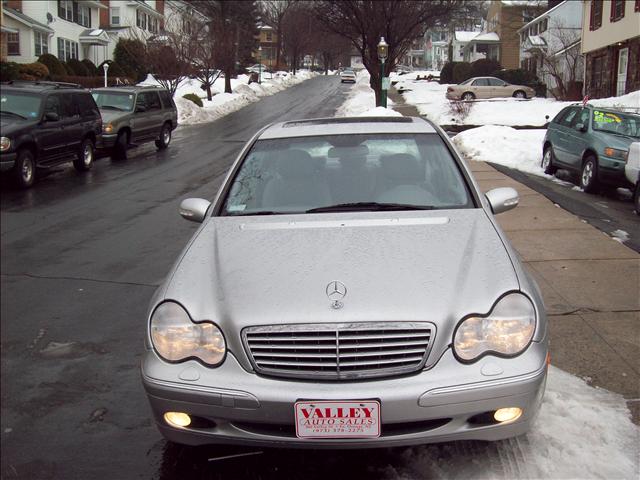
(282, 117, 415, 128)
(2, 80, 82, 89)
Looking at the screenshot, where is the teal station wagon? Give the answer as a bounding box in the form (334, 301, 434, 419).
(542, 104, 639, 192)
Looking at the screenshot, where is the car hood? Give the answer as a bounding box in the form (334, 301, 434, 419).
(0, 115, 38, 134)
(164, 209, 519, 348)
(99, 109, 130, 123)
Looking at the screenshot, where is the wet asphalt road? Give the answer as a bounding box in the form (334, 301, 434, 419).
(0, 75, 367, 480)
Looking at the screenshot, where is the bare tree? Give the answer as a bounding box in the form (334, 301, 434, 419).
(314, 1, 461, 106)
(281, 2, 314, 75)
(260, 0, 294, 70)
(316, 30, 350, 74)
(538, 20, 583, 100)
(191, 22, 222, 101)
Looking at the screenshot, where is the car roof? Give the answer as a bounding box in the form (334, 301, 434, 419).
(91, 85, 166, 93)
(1, 80, 85, 93)
(258, 116, 437, 139)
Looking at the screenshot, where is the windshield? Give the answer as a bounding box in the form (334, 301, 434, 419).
(91, 91, 134, 111)
(220, 133, 473, 216)
(592, 109, 640, 138)
(0, 92, 42, 119)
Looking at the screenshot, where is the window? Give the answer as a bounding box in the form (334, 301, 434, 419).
(636, 0, 640, 12)
(78, 5, 91, 27)
(58, 0, 73, 21)
(35, 31, 48, 56)
(44, 95, 62, 118)
(488, 78, 506, 86)
(560, 108, 579, 126)
(7, 32, 19, 55)
(590, 0, 603, 30)
(158, 90, 175, 109)
(110, 7, 120, 25)
(610, 0, 625, 21)
(57, 38, 78, 61)
(75, 93, 99, 118)
(266, 32, 272, 42)
(472, 78, 490, 86)
(136, 9, 147, 29)
(540, 18, 547, 32)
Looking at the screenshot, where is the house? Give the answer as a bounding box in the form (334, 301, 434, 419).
(465, 0, 547, 69)
(425, 28, 449, 70)
(1, 0, 106, 64)
(581, 0, 640, 98)
(518, 0, 583, 98)
(450, 31, 481, 62)
(256, 24, 277, 70)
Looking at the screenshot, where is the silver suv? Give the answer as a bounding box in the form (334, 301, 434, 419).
(91, 86, 178, 159)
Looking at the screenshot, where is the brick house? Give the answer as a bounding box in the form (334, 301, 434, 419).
(582, 0, 640, 98)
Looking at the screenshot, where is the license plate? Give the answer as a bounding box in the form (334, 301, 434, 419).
(294, 400, 381, 439)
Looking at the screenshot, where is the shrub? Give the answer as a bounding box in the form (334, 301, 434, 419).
(37, 54, 66, 76)
(18, 62, 49, 79)
(114, 38, 148, 82)
(448, 99, 473, 123)
(439, 62, 460, 84)
(66, 58, 90, 76)
(452, 62, 473, 84)
(0, 61, 21, 81)
(470, 59, 501, 78)
(182, 93, 203, 107)
(81, 59, 98, 75)
(492, 68, 537, 86)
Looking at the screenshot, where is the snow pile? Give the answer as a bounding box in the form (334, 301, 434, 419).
(453, 125, 548, 175)
(336, 70, 395, 117)
(379, 366, 639, 479)
(611, 229, 630, 243)
(400, 81, 640, 126)
(357, 106, 402, 117)
(139, 71, 317, 125)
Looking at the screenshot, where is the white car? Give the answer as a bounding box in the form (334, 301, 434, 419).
(340, 70, 356, 83)
(625, 141, 640, 212)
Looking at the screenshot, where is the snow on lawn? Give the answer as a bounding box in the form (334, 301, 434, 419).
(139, 71, 316, 125)
(336, 70, 395, 117)
(453, 125, 548, 176)
(380, 366, 639, 480)
(399, 80, 640, 127)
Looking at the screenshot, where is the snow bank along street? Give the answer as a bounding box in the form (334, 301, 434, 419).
(139, 71, 317, 125)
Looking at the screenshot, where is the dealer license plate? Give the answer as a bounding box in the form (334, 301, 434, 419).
(294, 400, 381, 439)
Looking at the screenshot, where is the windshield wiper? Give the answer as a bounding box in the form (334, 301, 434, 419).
(0, 111, 27, 119)
(227, 210, 281, 216)
(306, 202, 434, 213)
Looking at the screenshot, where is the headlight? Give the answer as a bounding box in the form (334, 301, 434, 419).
(150, 301, 226, 366)
(103, 123, 114, 134)
(603, 147, 628, 161)
(0, 137, 10, 152)
(453, 293, 536, 362)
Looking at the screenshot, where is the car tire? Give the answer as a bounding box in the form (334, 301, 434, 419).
(634, 182, 640, 215)
(73, 138, 94, 172)
(112, 131, 128, 160)
(12, 148, 36, 189)
(513, 90, 527, 99)
(580, 155, 599, 193)
(462, 92, 475, 101)
(155, 123, 172, 150)
(541, 146, 558, 175)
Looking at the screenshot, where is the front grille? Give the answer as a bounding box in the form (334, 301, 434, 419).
(242, 322, 434, 380)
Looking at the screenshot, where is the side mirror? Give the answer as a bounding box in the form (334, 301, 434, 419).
(135, 105, 146, 113)
(44, 112, 60, 122)
(485, 187, 519, 214)
(575, 123, 587, 133)
(179, 198, 211, 223)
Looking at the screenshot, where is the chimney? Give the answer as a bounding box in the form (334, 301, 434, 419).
(6, 0, 23, 11)
(100, 0, 110, 28)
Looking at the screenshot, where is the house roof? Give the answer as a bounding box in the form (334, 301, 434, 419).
(528, 35, 547, 46)
(454, 31, 479, 42)
(469, 32, 500, 43)
(518, 0, 567, 32)
(2, 7, 54, 33)
(128, 0, 164, 18)
(501, 0, 547, 7)
(79, 29, 110, 45)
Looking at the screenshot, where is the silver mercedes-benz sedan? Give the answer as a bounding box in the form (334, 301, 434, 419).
(141, 116, 548, 448)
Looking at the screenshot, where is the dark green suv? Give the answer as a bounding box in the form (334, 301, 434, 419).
(0, 81, 102, 188)
(91, 86, 178, 159)
(542, 104, 639, 193)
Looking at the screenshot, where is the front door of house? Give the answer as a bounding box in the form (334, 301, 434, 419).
(617, 48, 628, 96)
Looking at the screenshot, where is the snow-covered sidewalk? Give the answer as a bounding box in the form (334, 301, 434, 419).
(336, 70, 400, 117)
(139, 71, 317, 126)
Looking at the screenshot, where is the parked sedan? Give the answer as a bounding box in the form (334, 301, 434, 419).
(542, 104, 639, 192)
(141, 116, 548, 448)
(446, 77, 535, 101)
(340, 69, 357, 83)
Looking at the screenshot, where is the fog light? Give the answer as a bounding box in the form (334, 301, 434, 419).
(494, 407, 522, 423)
(164, 411, 191, 427)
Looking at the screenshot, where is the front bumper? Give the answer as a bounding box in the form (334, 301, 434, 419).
(99, 133, 118, 149)
(142, 340, 548, 448)
(599, 156, 633, 187)
(0, 152, 17, 172)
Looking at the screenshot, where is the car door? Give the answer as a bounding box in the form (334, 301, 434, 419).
(131, 92, 152, 142)
(60, 92, 83, 157)
(552, 107, 579, 165)
(488, 77, 508, 98)
(36, 93, 66, 164)
(142, 91, 164, 139)
(471, 78, 490, 99)
(563, 107, 591, 169)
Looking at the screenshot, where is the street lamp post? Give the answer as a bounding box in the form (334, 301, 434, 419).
(258, 46, 262, 84)
(103, 62, 109, 88)
(377, 37, 389, 108)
